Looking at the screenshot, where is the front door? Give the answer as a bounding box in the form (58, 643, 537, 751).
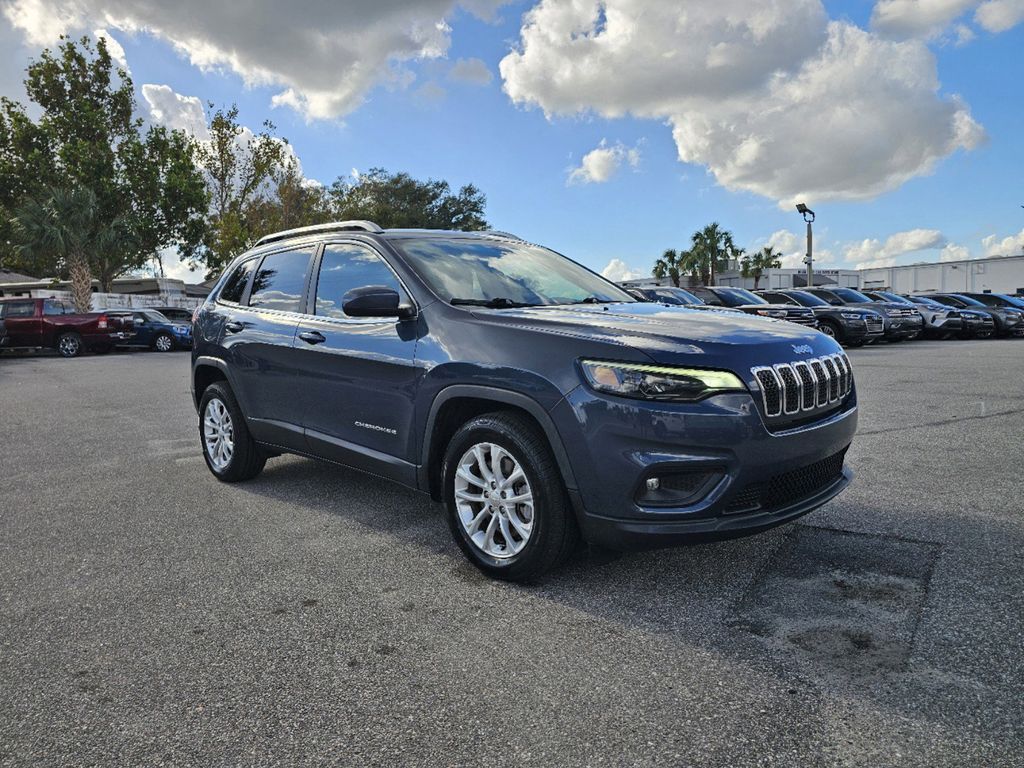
(2, 300, 41, 346)
(291, 241, 422, 483)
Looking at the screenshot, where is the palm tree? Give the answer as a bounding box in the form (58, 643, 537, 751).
(691, 222, 742, 285)
(11, 187, 137, 313)
(740, 246, 783, 290)
(653, 248, 684, 287)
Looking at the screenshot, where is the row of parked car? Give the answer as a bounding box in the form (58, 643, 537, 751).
(626, 285, 1024, 345)
(0, 297, 194, 357)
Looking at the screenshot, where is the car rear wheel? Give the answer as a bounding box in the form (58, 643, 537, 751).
(153, 333, 174, 352)
(57, 332, 83, 358)
(199, 382, 266, 482)
(442, 412, 578, 582)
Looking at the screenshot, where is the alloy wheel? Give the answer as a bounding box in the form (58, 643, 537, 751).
(453, 442, 534, 559)
(58, 335, 80, 357)
(203, 398, 235, 471)
(155, 335, 173, 352)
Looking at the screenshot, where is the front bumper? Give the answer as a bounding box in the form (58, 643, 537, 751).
(550, 386, 858, 550)
(884, 315, 924, 338)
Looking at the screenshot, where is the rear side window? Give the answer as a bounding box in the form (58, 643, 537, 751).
(248, 249, 313, 313)
(43, 300, 69, 315)
(1, 301, 35, 318)
(219, 259, 257, 304)
(314, 244, 405, 319)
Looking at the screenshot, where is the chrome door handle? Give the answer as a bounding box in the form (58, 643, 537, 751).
(298, 331, 326, 345)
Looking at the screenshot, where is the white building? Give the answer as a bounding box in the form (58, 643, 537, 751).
(0, 272, 211, 310)
(859, 254, 1024, 295)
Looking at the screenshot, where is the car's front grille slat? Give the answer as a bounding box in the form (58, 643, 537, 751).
(724, 447, 848, 514)
(753, 353, 853, 424)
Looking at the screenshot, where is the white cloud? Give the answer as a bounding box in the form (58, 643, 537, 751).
(940, 242, 971, 261)
(1, 0, 508, 120)
(568, 139, 641, 185)
(845, 228, 948, 268)
(981, 227, 1024, 256)
(601, 258, 644, 282)
(449, 57, 493, 85)
(870, 0, 1024, 38)
(974, 0, 1024, 31)
(501, 2, 984, 206)
(155, 247, 203, 283)
(871, 0, 977, 38)
(141, 84, 209, 139)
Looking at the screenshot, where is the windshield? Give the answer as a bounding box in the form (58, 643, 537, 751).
(145, 311, 170, 323)
(947, 294, 984, 307)
(659, 288, 702, 304)
(714, 288, 766, 306)
(785, 291, 828, 307)
(391, 237, 635, 307)
(872, 291, 912, 305)
(909, 296, 943, 307)
(831, 287, 873, 303)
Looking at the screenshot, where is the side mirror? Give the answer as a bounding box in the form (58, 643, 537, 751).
(342, 285, 415, 319)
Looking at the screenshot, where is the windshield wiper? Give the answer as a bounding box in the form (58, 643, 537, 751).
(450, 297, 538, 309)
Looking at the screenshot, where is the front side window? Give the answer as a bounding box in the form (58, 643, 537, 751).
(391, 237, 634, 307)
(248, 249, 313, 313)
(1, 301, 35, 318)
(315, 244, 405, 319)
(219, 259, 258, 304)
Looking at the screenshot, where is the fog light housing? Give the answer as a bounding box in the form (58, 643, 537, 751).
(636, 469, 724, 507)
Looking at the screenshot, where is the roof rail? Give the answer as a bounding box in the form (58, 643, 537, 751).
(483, 230, 524, 241)
(255, 220, 384, 247)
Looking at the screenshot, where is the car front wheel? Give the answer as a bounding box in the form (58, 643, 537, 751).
(442, 412, 578, 582)
(199, 382, 266, 482)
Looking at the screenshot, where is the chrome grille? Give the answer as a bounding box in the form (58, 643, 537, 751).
(865, 315, 884, 333)
(752, 353, 853, 419)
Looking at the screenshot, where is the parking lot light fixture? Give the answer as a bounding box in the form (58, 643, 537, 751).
(796, 203, 815, 287)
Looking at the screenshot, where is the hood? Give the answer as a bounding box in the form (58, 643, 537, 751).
(475, 301, 841, 370)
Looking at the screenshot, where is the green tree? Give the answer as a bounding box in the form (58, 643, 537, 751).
(245, 158, 331, 237)
(11, 187, 138, 312)
(652, 248, 684, 286)
(329, 168, 488, 230)
(740, 246, 783, 290)
(690, 222, 743, 285)
(193, 104, 289, 277)
(0, 36, 207, 288)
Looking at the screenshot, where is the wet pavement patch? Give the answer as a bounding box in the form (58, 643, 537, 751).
(732, 525, 941, 677)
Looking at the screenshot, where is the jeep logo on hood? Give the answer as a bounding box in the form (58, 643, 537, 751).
(791, 344, 814, 355)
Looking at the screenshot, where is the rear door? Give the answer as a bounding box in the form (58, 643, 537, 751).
(291, 241, 423, 482)
(221, 246, 316, 448)
(1, 300, 41, 346)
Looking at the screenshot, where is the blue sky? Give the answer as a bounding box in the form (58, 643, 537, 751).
(1, 0, 1022, 282)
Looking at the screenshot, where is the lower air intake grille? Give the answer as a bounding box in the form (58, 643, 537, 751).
(724, 448, 848, 514)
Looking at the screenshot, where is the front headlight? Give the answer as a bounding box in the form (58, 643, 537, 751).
(755, 309, 787, 318)
(840, 312, 864, 320)
(580, 360, 746, 402)
(174, 325, 189, 334)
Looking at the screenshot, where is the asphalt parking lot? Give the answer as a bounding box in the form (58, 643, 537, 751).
(1, 342, 1022, 767)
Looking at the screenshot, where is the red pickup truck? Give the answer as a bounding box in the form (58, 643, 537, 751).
(0, 297, 135, 357)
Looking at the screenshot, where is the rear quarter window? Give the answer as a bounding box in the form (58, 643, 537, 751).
(219, 259, 258, 304)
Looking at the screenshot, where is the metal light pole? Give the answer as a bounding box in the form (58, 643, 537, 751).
(796, 203, 815, 287)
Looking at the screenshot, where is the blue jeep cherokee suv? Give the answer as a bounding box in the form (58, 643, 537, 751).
(191, 222, 857, 580)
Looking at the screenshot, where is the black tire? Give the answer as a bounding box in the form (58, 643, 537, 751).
(818, 320, 842, 343)
(153, 333, 175, 352)
(198, 382, 266, 482)
(441, 411, 578, 582)
(56, 332, 83, 358)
